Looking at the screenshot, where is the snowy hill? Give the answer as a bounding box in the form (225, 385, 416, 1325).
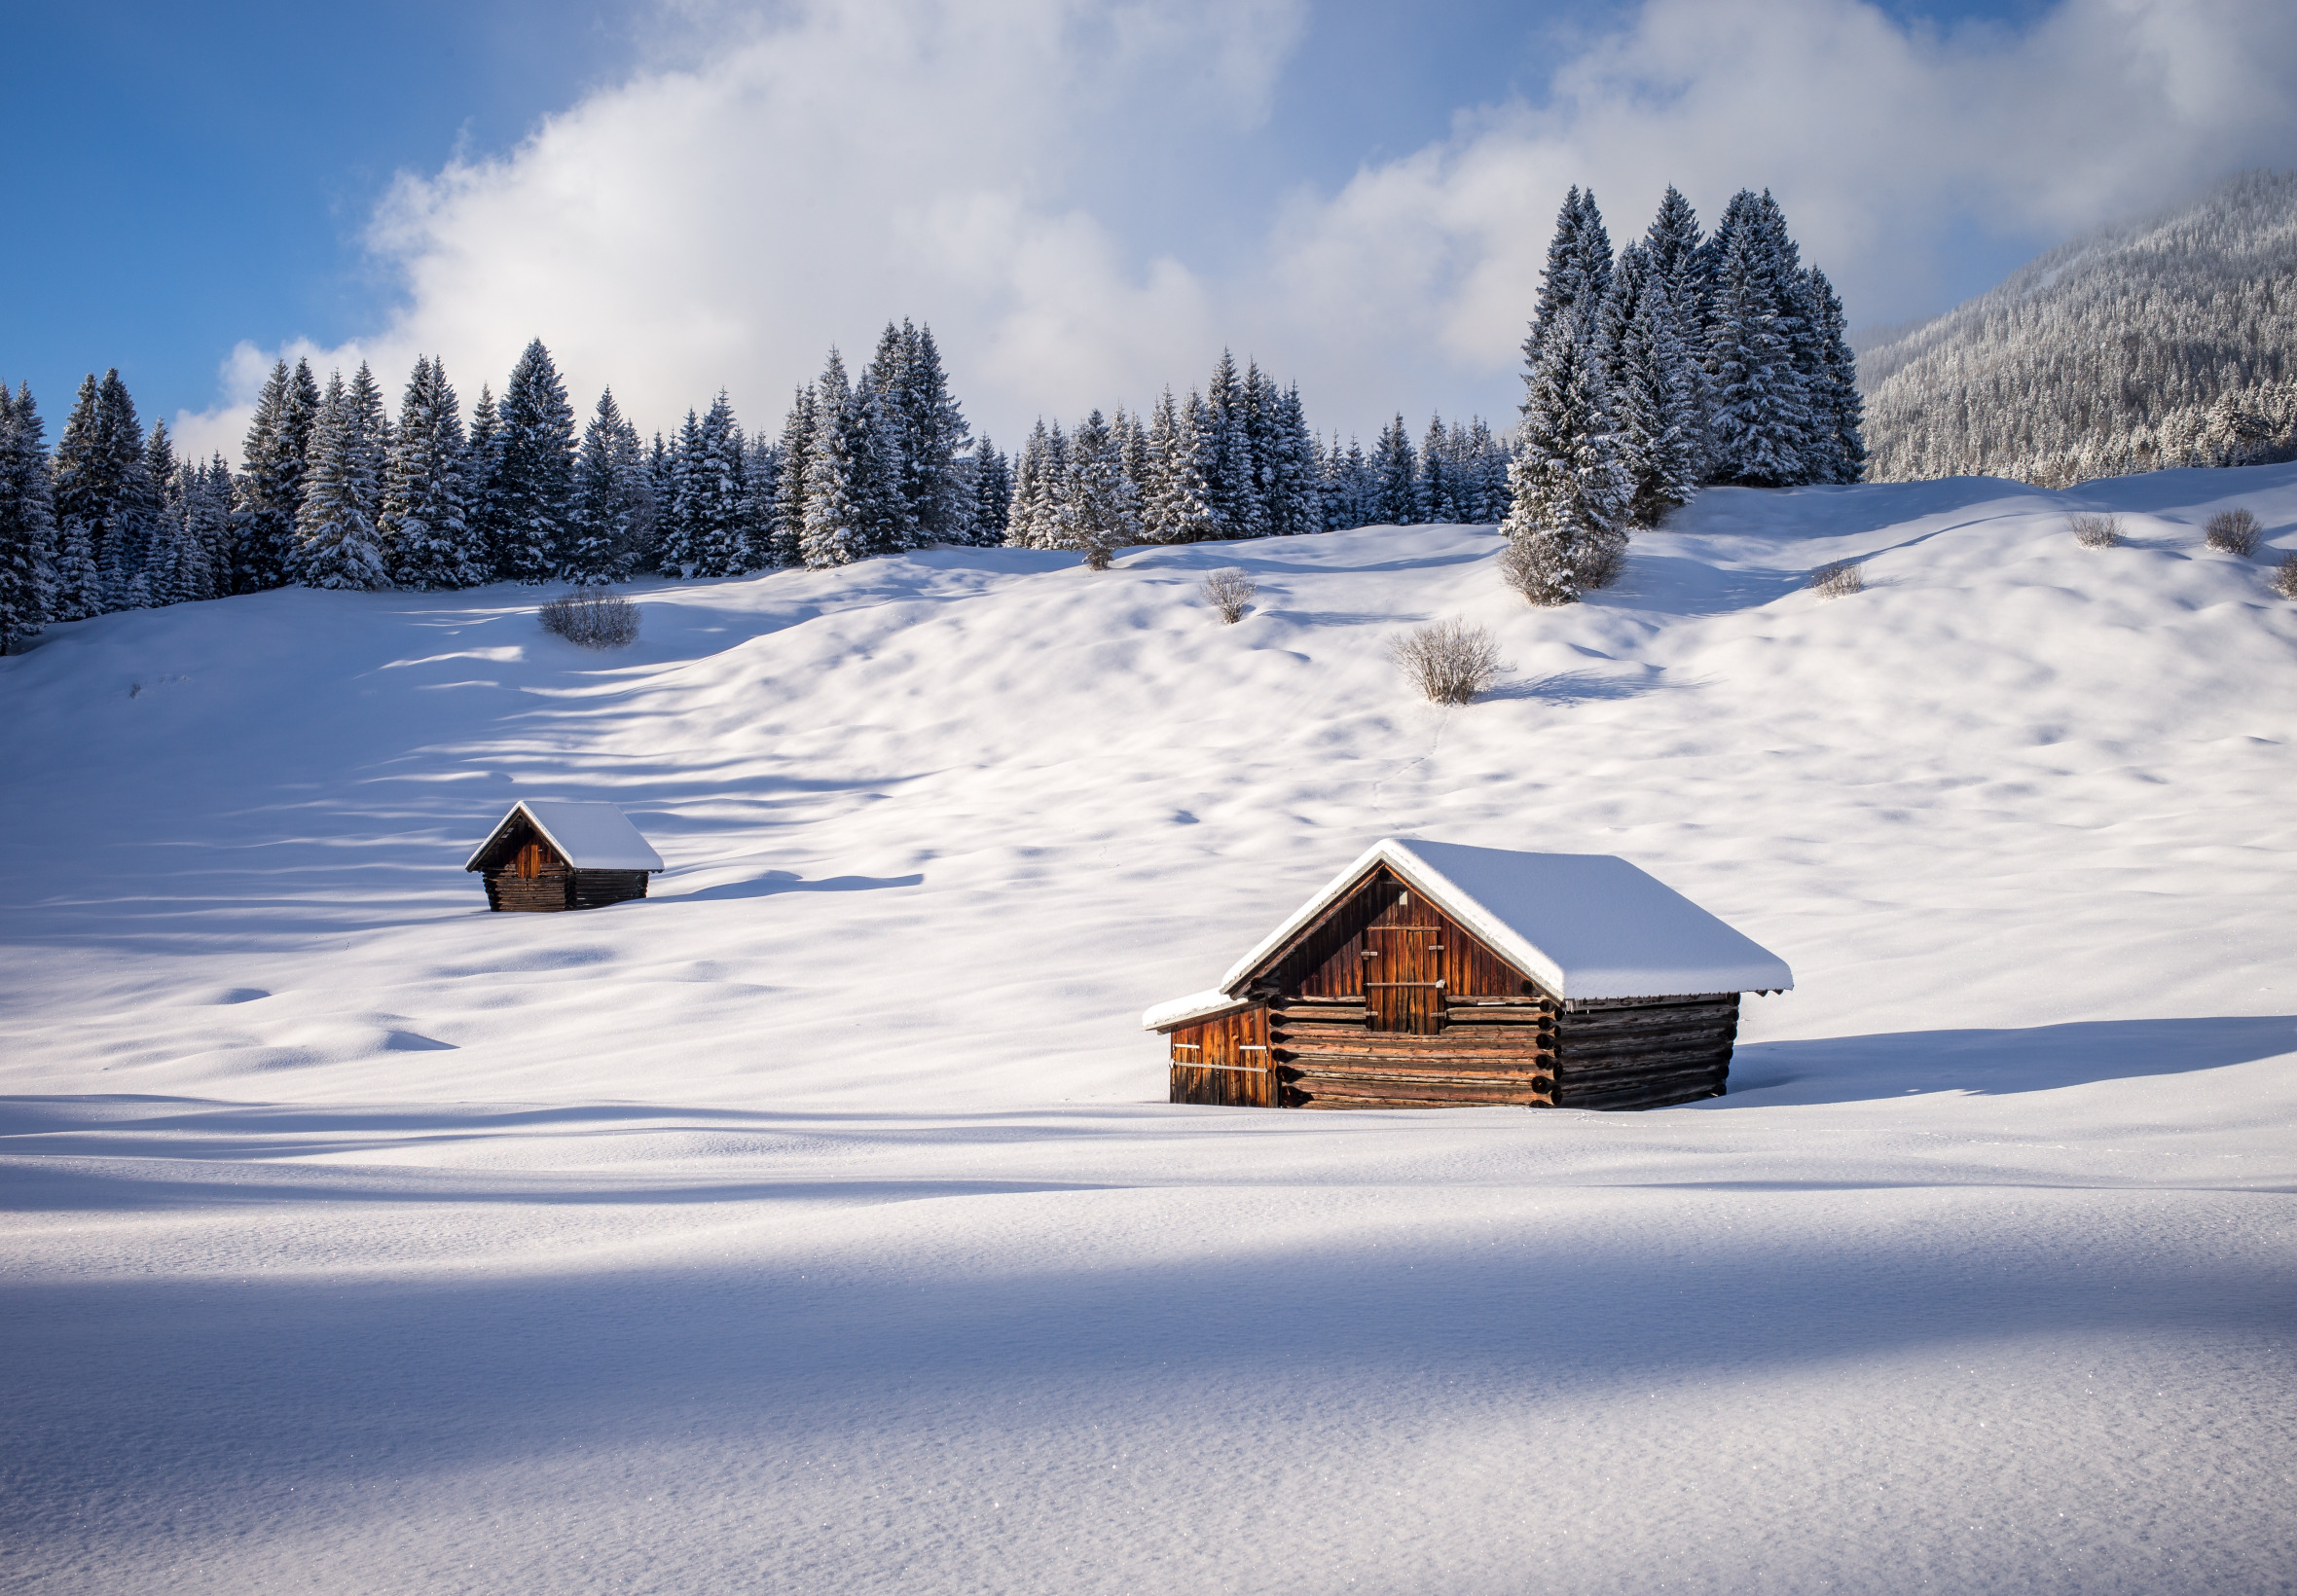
(1860, 170, 2297, 485)
(5, 469, 2297, 1594)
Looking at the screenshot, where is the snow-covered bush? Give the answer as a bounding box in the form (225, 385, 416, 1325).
(1387, 620, 1507, 706)
(2069, 512, 2123, 549)
(539, 590, 640, 648)
(2206, 508, 2263, 556)
(2274, 553, 2297, 599)
(1809, 560, 1864, 598)
(1200, 568, 1256, 623)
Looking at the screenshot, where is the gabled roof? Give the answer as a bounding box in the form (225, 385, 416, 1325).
(463, 800, 665, 873)
(1143, 838, 1792, 1030)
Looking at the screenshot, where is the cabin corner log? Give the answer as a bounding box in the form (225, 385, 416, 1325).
(1157, 843, 1787, 1113)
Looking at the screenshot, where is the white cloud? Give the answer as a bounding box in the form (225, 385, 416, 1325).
(173, 0, 2297, 461)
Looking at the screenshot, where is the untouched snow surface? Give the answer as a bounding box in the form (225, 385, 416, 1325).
(5, 469, 2296, 1594)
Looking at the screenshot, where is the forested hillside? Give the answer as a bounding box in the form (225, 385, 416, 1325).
(1859, 170, 2297, 486)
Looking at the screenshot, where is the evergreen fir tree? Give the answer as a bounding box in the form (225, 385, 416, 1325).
(493, 341, 576, 582)
(139, 417, 182, 607)
(236, 359, 319, 593)
(1806, 268, 1867, 484)
(1173, 389, 1220, 542)
(184, 456, 235, 601)
(738, 431, 781, 568)
(698, 391, 747, 575)
(1265, 383, 1320, 537)
(1706, 220, 1810, 487)
(800, 348, 861, 567)
(50, 376, 114, 620)
(660, 409, 705, 576)
(0, 383, 55, 651)
(1061, 410, 1139, 567)
(1528, 187, 1616, 368)
(463, 383, 505, 579)
(346, 363, 389, 539)
(888, 320, 969, 545)
(1370, 416, 1419, 526)
(381, 356, 480, 589)
(566, 388, 638, 584)
(1005, 420, 1051, 548)
(967, 438, 1011, 544)
(1612, 270, 1704, 525)
(1505, 303, 1632, 603)
(1204, 351, 1260, 538)
(1416, 413, 1455, 523)
(1645, 186, 1708, 337)
(295, 370, 390, 590)
(773, 384, 817, 567)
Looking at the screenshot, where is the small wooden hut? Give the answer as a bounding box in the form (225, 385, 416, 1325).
(463, 799, 665, 912)
(1144, 839, 1792, 1111)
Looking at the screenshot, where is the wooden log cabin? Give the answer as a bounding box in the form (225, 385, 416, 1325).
(463, 800, 665, 912)
(1144, 839, 1792, 1111)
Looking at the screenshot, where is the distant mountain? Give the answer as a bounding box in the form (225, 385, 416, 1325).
(1857, 170, 2297, 486)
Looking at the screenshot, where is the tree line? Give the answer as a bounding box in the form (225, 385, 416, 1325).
(1501, 184, 1867, 603)
(0, 180, 1862, 650)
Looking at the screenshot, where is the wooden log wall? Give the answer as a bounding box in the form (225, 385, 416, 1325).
(1552, 993, 1738, 1109)
(485, 861, 572, 912)
(1166, 863, 1743, 1111)
(1168, 1005, 1276, 1106)
(570, 870, 650, 910)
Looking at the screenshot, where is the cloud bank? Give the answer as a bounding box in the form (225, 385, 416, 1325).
(174, 0, 2297, 461)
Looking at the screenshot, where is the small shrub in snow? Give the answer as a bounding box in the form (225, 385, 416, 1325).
(1386, 620, 1507, 706)
(1809, 560, 1864, 598)
(1200, 568, 1257, 623)
(539, 590, 640, 648)
(2274, 553, 2297, 600)
(2069, 512, 2123, 549)
(1498, 527, 1626, 606)
(2205, 507, 2263, 557)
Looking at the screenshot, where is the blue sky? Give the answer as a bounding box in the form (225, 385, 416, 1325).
(3, 0, 2279, 453)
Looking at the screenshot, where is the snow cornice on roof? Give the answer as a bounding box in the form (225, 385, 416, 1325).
(463, 799, 665, 874)
(1142, 838, 1791, 1030)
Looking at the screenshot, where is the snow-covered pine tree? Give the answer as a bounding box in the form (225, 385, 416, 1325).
(738, 431, 780, 569)
(1264, 383, 1320, 537)
(1004, 420, 1050, 549)
(566, 389, 638, 584)
(856, 330, 921, 555)
(235, 359, 320, 593)
(801, 348, 863, 567)
(1063, 409, 1140, 567)
(1705, 218, 1811, 487)
(463, 383, 506, 580)
(295, 370, 390, 590)
(1241, 362, 1281, 537)
(1805, 267, 1866, 484)
(659, 410, 704, 576)
(1204, 351, 1261, 538)
(1611, 268, 1704, 526)
(1370, 417, 1419, 526)
(694, 391, 746, 575)
(1756, 193, 1820, 481)
(773, 384, 817, 567)
(1461, 417, 1511, 522)
(1415, 414, 1456, 523)
(1645, 186, 1707, 334)
(67, 371, 161, 609)
(493, 340, 576, 582)
(893, 320, 970, 545)
(140, 417, 182, 607)
(1527, 187, 1616, 370)
(51, 376, 117, 620)
(1504, 302, 1632, 602)
(967, 439, 1011, 544)
(0, 383, 55, 651)
(185, 455, 235, 601)
(382, 356, 478, 589)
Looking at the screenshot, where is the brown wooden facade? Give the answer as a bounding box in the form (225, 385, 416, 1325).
(470, 814, 650, 913)
(1164, 863, 1736, 1111)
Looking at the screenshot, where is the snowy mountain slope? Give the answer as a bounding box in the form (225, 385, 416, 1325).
(4, 468, 2296, 1595)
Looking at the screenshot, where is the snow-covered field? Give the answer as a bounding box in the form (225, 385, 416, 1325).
(5, 467, 2295, 1594)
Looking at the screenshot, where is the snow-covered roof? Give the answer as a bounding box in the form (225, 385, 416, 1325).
(1140, 989, 1257, 1033)
(463, 800, 665, 873)
(1142, 838, 1791, 1029)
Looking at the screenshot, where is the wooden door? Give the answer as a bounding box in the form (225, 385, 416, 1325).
(1363, 891, 1446, 1034)
(516, 841, 546, 879)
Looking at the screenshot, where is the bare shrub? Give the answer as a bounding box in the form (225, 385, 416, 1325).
(539, 590, 640, 648)
(1809, 560, 1865, 598)
(1386, 619, 1508, 706)
(2274, 553, 2297, 600)
(2205, 507, 2263, 557)
(2068, 512, 2123, 549)
(1199, 568, 1257, 623)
